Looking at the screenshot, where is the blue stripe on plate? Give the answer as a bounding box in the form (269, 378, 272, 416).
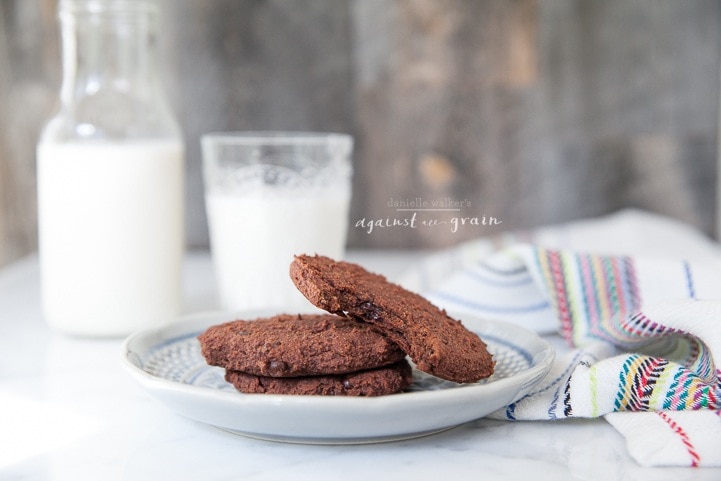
(481, 332, 534, 364)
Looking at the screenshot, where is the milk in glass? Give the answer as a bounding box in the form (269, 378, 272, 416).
(206, 189, 349, 311)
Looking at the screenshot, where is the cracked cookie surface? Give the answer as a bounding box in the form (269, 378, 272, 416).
(224, 360, 413, 396)
(290, 255, 495, 383)
(198, 313, 406, 377)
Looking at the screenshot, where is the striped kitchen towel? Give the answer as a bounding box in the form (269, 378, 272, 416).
(407, 210, 721, 467)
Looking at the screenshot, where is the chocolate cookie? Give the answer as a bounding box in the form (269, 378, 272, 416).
(198, 314, 406, 377)
(224, 360, 413, 396)
(290, 255, 495, 383)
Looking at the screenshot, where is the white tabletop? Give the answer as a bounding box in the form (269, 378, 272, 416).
(1, 250, 719, 480)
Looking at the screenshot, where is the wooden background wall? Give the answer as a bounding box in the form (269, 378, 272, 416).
(1, 0, 720, 267)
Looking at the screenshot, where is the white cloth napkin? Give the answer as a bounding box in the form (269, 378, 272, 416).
(404, 209, 721, 467)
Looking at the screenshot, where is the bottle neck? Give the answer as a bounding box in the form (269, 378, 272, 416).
(45, 0, 180, 141)
(58, 3, 159, 106)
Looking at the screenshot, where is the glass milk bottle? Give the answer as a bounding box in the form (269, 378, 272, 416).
(37, 0, 184, 337)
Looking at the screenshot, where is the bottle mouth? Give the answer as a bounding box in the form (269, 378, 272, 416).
(59, 0, 159, 17)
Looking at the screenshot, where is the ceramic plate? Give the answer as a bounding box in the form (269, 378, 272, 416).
(121, 311, 554, 444)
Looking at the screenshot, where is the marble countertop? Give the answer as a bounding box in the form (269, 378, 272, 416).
(1, 250, 719, 480)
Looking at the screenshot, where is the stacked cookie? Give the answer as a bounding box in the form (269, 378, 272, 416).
(199, 314, 413, 396)
(198, 255, 495, 396)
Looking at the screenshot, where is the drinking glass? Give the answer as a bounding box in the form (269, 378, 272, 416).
(201, 132, 353, 311)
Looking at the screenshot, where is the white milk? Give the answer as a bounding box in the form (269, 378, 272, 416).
(205, 190, 350, 311)
(37, 141, 184, 337)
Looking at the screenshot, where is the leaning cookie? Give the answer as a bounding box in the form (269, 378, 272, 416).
(225, 360, 413, 396)
(198, 314, 406, 377)
(290, 254, 495, 384)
